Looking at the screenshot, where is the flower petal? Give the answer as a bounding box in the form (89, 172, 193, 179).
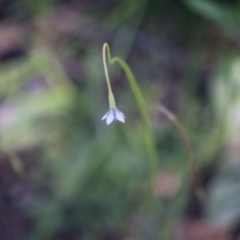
(116, 111, 125, 123)
(101, 110, 110, 120)
(116, 109, 125, 118)
(106, 110, 114, 125)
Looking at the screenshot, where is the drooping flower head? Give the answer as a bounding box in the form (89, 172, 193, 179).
(101, 108, 125, 125)
(101, 43, 125, 125)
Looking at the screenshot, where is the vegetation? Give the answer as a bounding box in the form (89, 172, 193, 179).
(0, 0, 240, 239)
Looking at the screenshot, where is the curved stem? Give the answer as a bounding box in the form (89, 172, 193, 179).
(102, 43, 116, 109)
(155, 105, 205, 200)
(102, 43, 113, 93)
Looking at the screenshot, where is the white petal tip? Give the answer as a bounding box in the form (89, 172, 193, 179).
(106, 110, 114, 125)
(116, 111, 125, 123)
(118, 118, 125, 123)
(101, 111, 109, 120)
(101, 108, 125, 125)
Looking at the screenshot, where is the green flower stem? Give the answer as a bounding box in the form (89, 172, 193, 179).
(102, 43, 158, 186)
(102, 43, 117, 109)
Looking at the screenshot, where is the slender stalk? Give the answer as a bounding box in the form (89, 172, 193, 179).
(102, 43, 113, 93)
(155, 105, 205, 200)
(102, 43, 116, 109)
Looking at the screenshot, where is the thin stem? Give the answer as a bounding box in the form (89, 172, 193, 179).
(102, 43, 116, 109)
(156, 105, 205, 200)
(102, 43, 113, 93)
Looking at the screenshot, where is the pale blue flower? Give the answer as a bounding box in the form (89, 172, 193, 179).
(101, 108, 125, 125)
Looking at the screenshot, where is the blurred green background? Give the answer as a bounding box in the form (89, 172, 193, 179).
(1, 0, 240, 239)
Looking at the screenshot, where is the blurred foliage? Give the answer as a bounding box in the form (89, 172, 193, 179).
(0, 0, 240, 240)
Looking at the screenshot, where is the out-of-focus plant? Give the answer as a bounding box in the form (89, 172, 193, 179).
(205, 57, 240, 234)
(0, 0, 231, 239)
(183, 0, 240, 29)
